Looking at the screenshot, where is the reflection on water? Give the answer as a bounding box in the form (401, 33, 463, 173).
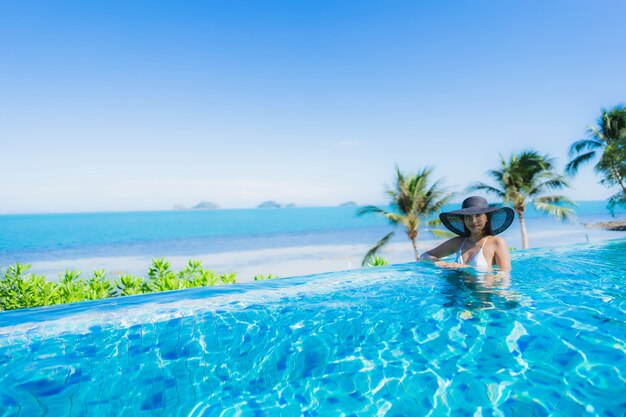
(440, 268, 521, 310)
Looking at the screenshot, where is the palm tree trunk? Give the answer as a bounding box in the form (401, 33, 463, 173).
(408, 230, 419, 260)
(609, 165, 626, 195)
(518, 211, 529, 249)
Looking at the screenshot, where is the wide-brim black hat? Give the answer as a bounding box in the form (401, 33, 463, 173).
(439, 196, 515, 236)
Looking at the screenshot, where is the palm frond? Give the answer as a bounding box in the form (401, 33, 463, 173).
(394, 165, 406, 185)
(533, 197, 576, 222)
(565, 151, 596, 175)
(420, 218, 455, 238)
(528, 175, 570, 195)
(421, 185, 455, 215)
(385, 213, 404, 224)
(424, 218, 442, 228)
(361, 232, 395, 267)
(533, 195, 577, 206)
(427, 228, 456, 238)
(356, 205, 388, 217)
(356, 205, 403, 225)
(607, 191, 626, 214)
(568, 139, 603, 158)
(485, 167, 505, 183)
(586, 125, 607, 143)
(467, 182, 506, 198)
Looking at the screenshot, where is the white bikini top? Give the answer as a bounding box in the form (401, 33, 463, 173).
(455, 237, 490, 268)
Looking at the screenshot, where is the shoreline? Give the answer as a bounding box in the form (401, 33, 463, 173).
(26, 242, 422, 283)
(23, 226, 626, 283)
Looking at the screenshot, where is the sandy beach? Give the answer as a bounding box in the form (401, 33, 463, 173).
(27, 242, 418, 283)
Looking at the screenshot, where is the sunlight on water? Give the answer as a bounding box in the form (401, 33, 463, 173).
(1, 239, 625, 416)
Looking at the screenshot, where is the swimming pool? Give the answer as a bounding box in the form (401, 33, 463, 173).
(1, 239, 625, 416)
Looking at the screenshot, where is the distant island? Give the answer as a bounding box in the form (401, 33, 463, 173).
(173, 201, 220, 210)
(171, 201, 361, 210)
(257, 201, 281, 208)
(591, 220, 626, 231)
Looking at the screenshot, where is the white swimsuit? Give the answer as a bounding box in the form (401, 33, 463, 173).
(455, 237, 490, 268)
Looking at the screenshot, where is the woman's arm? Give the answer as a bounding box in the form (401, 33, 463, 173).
(492, 237, 512, 272)
(420, 237, 461, 261)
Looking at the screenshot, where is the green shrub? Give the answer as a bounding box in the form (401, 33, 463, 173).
(179, 260, 220, 287)
(86, 270, 116, 300)
(147, 261, 185, 291)
(253, 274, 278, 281)
(219, 272, 237, 284)
(367, 256, 389, 267)
(116, 274, 147, 296)
(0, 258, 238, 311)
(0, 263, 60, 310)
(57, 270, 87, 304)
(189, 269, 220, 287)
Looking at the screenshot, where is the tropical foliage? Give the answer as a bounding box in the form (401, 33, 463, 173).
(0, 259, 238, 311)
(469, 150, 575, 249)
(253, 274, 278, 281)
(566, 105, 626, 211)
(366, 256, 389, 267)
(357, 166, 455, 265)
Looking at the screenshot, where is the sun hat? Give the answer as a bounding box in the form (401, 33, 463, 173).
(439, 196, 515, 236)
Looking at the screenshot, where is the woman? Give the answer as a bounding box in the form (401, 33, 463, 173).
(420, 196, 514, 271)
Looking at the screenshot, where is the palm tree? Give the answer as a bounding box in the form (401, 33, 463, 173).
(566, 105, 626, 210)
(469, 150, 575, 249)
(357, 166, 454, 265)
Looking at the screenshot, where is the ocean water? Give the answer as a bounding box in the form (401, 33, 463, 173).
(0, 238, 624, 416)
(0, 201, 624, 271)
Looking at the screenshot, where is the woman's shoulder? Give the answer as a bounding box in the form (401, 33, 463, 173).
(445, 236, 465, 248)
(487, 235, 507, 248)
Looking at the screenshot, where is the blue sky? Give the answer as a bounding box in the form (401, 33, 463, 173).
(1, 1, 625, 213)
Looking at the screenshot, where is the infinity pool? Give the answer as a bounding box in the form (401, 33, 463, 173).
(1, 239, 625, 416)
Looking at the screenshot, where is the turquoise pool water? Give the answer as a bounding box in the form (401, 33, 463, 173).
(1, 239, 625, 416)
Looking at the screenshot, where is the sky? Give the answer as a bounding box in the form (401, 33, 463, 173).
(1, 0, 625, 214)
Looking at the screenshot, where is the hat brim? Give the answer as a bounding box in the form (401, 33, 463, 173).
(439, 206, 515, 236)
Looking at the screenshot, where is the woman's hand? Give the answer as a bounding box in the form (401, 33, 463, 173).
(434, 261, 469, 269)
(421, 253, 450, 267)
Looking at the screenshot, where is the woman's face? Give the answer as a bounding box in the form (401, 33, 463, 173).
(464, 213, 487, 234)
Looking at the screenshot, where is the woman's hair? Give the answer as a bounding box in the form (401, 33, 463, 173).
(462, 213, 494, 237)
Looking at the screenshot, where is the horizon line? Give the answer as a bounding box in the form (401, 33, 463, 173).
(0, 198, 620, 217)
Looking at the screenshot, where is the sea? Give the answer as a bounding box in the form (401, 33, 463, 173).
(0, 201, 624, 279)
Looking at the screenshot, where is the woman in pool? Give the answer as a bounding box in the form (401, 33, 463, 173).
(420, 196, 514, 271)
